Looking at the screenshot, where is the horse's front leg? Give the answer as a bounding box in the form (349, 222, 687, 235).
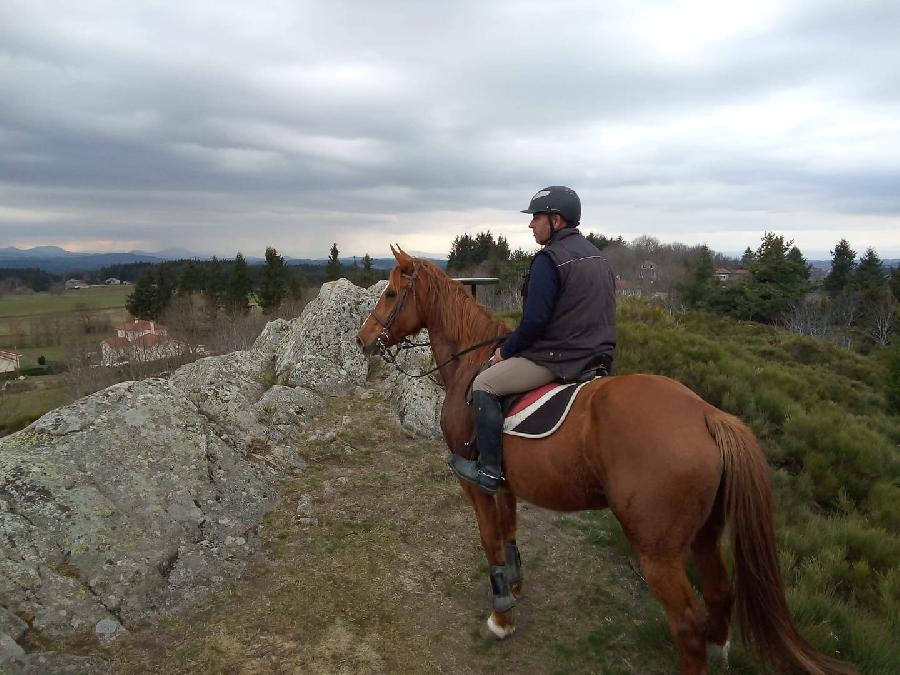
(496, 490, 523, 596)
(460, 481, 517, 639)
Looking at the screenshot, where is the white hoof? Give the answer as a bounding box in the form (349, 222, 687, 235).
(709, 640, 731, 667)
(486, 613, 516, 639)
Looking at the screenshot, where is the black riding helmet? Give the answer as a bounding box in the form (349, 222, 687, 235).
(521, 186, 581, 227)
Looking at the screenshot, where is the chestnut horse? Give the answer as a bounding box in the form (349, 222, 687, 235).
(356, 247, 854, 675)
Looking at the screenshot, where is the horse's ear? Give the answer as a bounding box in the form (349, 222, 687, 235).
(392, 244, 414, 273)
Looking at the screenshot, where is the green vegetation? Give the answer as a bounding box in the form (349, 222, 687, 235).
(0, 383, 70, 435)
(325, 242, 341, 281)
(608, 298, 898, 672)
(0, 285, 132, 318)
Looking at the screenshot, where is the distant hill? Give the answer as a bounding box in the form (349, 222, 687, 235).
(0, 247, 448, 273)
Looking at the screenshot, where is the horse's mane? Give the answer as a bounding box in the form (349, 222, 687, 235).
(414, 259, 508, 349)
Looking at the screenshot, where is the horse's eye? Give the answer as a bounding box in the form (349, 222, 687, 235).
(385, 289, 397, 299)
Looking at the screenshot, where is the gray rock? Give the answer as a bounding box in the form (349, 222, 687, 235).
(0, 378, 277, 638)
(0, 631, 25, 660)
(5, 650, 108, 675)
(382, 331, 445, 439)
(274, 279, 376, 395)
(296, 494, 314, 517)
(252, 385, 325, 426)
(168, 350, 274, 450)
(94, 617, 125, 643)
(0, 607, 27, 640)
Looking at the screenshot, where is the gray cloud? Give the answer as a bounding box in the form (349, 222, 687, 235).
(0, 0, 898, 258)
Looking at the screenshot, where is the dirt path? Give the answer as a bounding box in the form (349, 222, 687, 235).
(101, 384, 742, 675)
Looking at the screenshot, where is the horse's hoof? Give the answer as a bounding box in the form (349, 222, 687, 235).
(708, 640, 731, 667)
(486, 612, 516, 640)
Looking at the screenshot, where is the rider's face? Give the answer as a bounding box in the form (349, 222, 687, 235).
(529, 213, 555, 245)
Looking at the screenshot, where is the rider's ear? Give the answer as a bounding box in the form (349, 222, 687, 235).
(392, 243, 415, 273)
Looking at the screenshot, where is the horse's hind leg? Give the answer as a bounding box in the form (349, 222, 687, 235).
(496, 490, 523, 595)
(691, 486, 733, 654)
(639, 554, 709, 675)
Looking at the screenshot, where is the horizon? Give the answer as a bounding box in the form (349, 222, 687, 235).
(2, 2, 899, 259)
(0, 234, 900, 268)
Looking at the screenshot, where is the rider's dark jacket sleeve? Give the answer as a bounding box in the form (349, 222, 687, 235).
(500, 252, 559, 359)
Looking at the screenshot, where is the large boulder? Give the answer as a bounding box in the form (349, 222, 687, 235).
(0, 378, 278, 642)
(274, 279, 376, 395)
(381, 331, 445, 440)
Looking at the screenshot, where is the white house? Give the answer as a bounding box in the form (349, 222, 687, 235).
(0, 349, 22, 373)
(100, 320, 184, 367)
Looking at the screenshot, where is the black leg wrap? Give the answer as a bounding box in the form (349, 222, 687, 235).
(505, 541, 523, 587)
(489, 564, 517, 613)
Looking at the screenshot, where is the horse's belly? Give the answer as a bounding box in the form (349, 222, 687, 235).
(504, 440, 608, 512)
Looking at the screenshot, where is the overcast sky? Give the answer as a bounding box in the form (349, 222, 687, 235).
(1, 0, 899, 260)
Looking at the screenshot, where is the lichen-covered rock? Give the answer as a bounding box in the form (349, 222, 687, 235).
(274, 279, 377, 395)
(0, 378, 277, 642)
(252, 385, 325, 427)
(382, 331, 445, 440)
(0, 607, 27, 641)
(168, 350, 274, 450)
(0, 648, 108, 675)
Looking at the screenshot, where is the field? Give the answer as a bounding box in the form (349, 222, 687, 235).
(0, 284, 133, 318)
(0, 286, 133, 435)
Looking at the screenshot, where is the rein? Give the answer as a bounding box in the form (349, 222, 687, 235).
(367, 263, 506, 380)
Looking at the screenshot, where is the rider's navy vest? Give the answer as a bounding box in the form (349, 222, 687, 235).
(517, 228, 616, 381)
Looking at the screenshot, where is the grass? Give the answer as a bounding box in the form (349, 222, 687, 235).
(0, 381, 70, 435)
(0, 285, 133, 318)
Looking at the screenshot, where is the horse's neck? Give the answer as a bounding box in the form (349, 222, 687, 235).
(422, 289, 502, 391)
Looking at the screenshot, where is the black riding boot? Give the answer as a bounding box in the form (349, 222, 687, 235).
(448, 390, 504, 494)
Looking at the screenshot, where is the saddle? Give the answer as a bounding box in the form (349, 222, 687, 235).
(463, 356, 611, 447)
(499, 357, 611, 438)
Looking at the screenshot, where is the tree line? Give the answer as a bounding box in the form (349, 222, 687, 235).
(678, 235, 898, 348)
(124, 245, 386, 321)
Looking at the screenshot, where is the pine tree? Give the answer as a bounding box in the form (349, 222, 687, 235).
(204, 256, 227, 311)
(126, 271, 161, 320)
(824, 239, 857, 295)
(890, 266, 900, 303)
(734, 233, 810, 323)
(177, 261, 205, 296)
(677, 246, 716, 309)
(258, 246, 287, 314)
(325, 243, 341, 281)
(225, 252, 252, 315)
(156, 263, 175, 311)
(360, 253, 376, 287)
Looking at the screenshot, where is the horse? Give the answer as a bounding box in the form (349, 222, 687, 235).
(355, 246, 855, 675)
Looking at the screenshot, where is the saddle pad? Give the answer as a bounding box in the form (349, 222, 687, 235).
(502, 380, 592, 439)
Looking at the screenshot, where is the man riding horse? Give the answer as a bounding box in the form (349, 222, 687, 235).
(448, 185, 617, 493)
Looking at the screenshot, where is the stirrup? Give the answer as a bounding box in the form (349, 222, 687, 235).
(447, 454, 502, 494)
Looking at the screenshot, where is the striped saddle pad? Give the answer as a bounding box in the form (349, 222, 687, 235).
(501, 380, 593, 439)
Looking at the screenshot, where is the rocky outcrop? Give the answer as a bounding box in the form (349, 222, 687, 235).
(0, 378, 278, 639)
(274, 279, 376, 394)
(381, 331, 445, 440)
(0, 276, 449, 673)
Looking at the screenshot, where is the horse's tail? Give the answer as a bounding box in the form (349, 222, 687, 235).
(705, 409, 857, 675)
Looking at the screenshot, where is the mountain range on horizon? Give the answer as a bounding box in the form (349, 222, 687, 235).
(1, 245, 897, 275)
(0, 246, 449, 274)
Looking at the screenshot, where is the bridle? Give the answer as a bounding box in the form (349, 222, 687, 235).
(366, 263, 506, 380)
